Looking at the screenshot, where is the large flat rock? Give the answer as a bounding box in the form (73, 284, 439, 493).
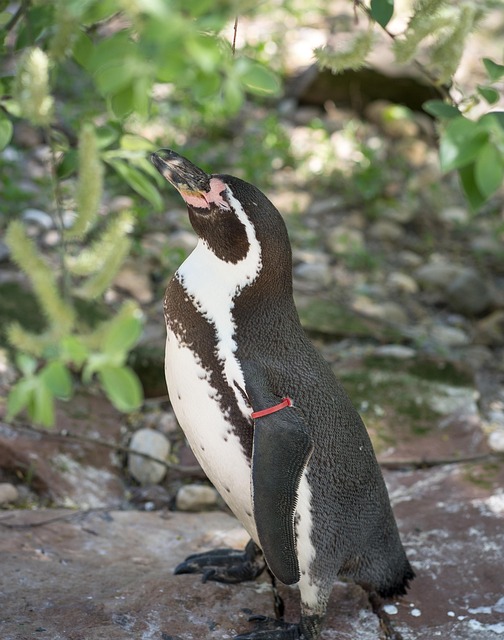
(1, 465, 503, 640)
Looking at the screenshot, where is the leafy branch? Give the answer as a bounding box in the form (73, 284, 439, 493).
(316, 0, 504, 211)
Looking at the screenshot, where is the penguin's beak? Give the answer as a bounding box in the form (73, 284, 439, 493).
(150, 149, 210, 200)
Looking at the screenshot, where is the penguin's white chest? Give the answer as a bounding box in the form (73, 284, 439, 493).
(165, 328, 258, 540)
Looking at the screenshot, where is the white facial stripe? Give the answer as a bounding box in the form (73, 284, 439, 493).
(176, 184, 262, 417)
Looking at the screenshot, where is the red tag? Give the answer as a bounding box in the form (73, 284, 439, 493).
(251, 397, 292, 420)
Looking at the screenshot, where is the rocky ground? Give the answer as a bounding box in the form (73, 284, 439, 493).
(1, 6, 504, 637)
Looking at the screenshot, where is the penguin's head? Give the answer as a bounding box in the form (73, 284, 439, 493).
(150, 149, 292, 285)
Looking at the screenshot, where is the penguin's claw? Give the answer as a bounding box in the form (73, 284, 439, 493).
(234, 615, 301, 640)
(174, 539, 265, 584)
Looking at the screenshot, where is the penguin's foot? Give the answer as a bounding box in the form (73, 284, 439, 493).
(174, 538, 265, 584)
(234, 615, 301, 639)
(368, 592, 404, 640)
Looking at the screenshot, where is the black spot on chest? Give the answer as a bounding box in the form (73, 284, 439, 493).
(164, 276, 253, 459)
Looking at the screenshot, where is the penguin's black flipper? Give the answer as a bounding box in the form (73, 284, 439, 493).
(174, 538, 265, 584)
(243, 361, 313, 587)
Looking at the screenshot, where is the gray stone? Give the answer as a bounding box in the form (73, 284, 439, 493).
(415, 261, 465, 291)
(446, 269, 491, 316)
(428, 385, 479, 416)
(488, 429, 504, 452)
(326, 227, 365, 255)
(22, 208, 54, 230)
(438, 206, 470, 225)
(1, 462, 504, 640)
(114, 265, 154, 304)
(0, 482, 19, 504)
(369, 220, 404, 242)
(431, 325, 471, 348)
(294, 261, 332, 285)
(373, 344, 416, 359)
(128, 428, 170, 485)
(176, 483, 219, 511)
(387, 271, 419, 294)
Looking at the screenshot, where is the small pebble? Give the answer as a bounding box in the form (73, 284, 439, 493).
(0, 483, 19, 504)
(128, 429, 171, 485)
(411, 608, 422, 617)
(383, 604, 398, 615)
(176, 484, 219, 512)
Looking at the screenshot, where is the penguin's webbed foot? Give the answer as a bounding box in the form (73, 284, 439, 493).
(174, 538, 265, 584)
(234, 615, 301, 640)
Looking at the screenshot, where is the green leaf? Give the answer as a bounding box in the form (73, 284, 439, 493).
(458, 164, 486, 212)
(370, 0, 394, 28)
(57, 149, 78, 179)
(483, 57, 504, 83)
(423, 100, 461, 120)
(31, 382, 55, 428)
(439, 117, 488, 173)
(6, 379, 33, 420)
(98, 365, 143, 412)
(475, 142, 504, 198)
(109, 85, 135, 119)
(238, 61, 281, 96)
(72, 31, 94, 69)
(477, 85, 500, 105)
(103, 315, 142, 358)
(0, 116, 13, 150)
(107, 159, 163, 210)
(40, 361, 73, 400)
(16, 353, 37, 376)
(95, 124, 121, 149)
(60, 335, 89, 366)
(120, 134, 155, 152)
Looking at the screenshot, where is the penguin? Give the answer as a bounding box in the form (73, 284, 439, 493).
(150, 148, 414, 640)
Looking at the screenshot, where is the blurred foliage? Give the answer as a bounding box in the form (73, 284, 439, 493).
(318, 0, 504, 211)
(5, 123, 143, 427)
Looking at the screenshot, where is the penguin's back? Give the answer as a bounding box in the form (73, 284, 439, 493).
(234, 295, 414, 596)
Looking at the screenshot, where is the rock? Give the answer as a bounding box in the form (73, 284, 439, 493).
(446, 269, 491, 316)
(0, 482, 19, 504)
(176, 483, 219, 512)
(431, 325, 471, 348)
(397, 250, 423, 268)
(294, 261, 332, 285)
(169, 230, 198, 252)
(129, 484, 172, 510)
(475, 311, 504, 346)
(109, 195, 135, 212)
(128, 429, 171, 485)
(438, 206, 470, 225)
(364, 100, 420, 138)
(373, 345, 416, 359)
(488, 429, 504, 452)
(428, 385, 479, 416)
(369, 220, 403, 242)
(352, 297, 408, 326)
(307, 196, 344, 216)
(414, 261, 465, 292)
(381, 205, 416, 224)
(114, 265, 154, 304)
(2, 462, 504, 640)
(387, 271, 419, 294)
(326, 227, 365, 255)
(22, 208, 54, 230)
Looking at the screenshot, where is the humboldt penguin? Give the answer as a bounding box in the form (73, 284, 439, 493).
(150, 149, 414, 639)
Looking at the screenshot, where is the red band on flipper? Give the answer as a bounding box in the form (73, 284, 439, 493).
(251, 397, 292, 419)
